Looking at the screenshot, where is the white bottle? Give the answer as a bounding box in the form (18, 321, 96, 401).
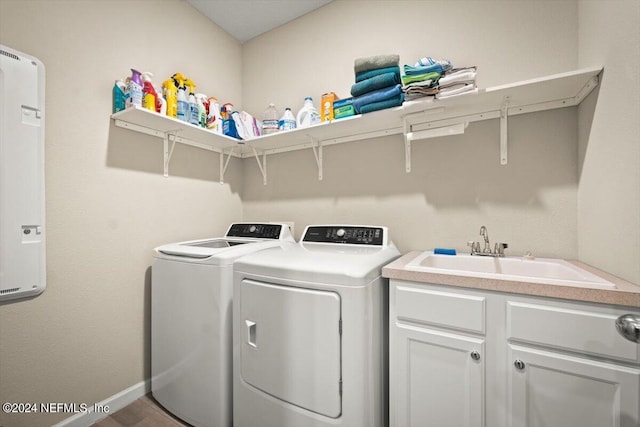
(296, 97, 321, 128)
(207, 97, 222, 134)
(279, 108, 297, 131)
(177, 86, 188, 122)
(188, 91, 199, 126)
(262, 103, 279, 135)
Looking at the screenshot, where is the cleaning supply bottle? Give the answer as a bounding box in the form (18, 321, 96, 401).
(157, 88, 167, 116)
(126, 68, 143, 108)
(112, 79, 127, 113)
(278, 107, 297, 131)
(162, 78, 178, 118)
(141, 72, 159, 112)
(207, 97, 222, 133)
(172, 73, 189, 122)
(262, 103, 279, 135)
(195, 94, 208, 128)
(184, 78, 199, 126)
(296, 97, 321, 128)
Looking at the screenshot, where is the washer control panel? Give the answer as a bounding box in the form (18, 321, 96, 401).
(303, 226, 385, 246)
(226, 223, 283, 239)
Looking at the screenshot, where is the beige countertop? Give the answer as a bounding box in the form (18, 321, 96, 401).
(382, 251, 640, 308)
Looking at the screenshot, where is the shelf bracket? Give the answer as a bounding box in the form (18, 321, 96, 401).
(500, 98, 509, 165)
(163, 130, 180, 177)
(219, 147, 235, 184)
(250, 146, 267, 185)
(309, 136, 323, 180)
(403, 118, 412, 173)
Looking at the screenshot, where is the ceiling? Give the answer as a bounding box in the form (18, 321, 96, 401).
(186, 0, 334, 43)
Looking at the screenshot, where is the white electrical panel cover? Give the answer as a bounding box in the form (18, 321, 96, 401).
(0, 45, 46, 302)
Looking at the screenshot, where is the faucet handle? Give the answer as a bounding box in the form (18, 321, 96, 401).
(495, 242, 508, 256)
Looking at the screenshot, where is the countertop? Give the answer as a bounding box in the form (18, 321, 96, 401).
(382, 251, 640, 308)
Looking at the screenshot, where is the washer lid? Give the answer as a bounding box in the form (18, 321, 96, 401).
(153, 223, 295, 264)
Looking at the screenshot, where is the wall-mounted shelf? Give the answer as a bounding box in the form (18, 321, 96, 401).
(111, 66, 602, 183)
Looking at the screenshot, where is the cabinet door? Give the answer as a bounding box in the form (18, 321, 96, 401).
(509, 345, 640, 427)
(392, 324, 485, 427)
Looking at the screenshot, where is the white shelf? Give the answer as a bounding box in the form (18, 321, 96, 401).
(111, 66, 602, 182)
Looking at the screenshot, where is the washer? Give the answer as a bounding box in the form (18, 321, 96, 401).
(233, 225, 400, 427)
(151, 223, 294, 427)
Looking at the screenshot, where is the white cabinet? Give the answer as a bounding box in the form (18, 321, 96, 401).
(393, 324, 485, 427)
(508, 345, 640, 427)
(389, 280, 640, 427)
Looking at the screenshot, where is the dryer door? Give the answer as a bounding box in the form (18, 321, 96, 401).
(240, 279, 342, 418)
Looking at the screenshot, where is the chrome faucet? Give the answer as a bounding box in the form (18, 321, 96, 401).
(468, 226, 508, 257)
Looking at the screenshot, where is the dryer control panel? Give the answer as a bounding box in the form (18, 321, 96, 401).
(226, 223, 284, 239)
(303, 226, 385, 246)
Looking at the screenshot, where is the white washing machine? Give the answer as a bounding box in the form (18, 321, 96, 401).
(233, 225, 400, 427)
(151, 223, 294, 427)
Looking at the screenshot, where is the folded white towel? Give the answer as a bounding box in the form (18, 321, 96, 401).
(439, 71, 477, 86)
(436, 84, 477, 99)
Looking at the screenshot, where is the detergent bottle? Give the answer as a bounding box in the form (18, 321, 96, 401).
(195, 94, 208, 128)
(172, 73, 189, 122)
(126, 68, 143, 108)
(162, 78, 178, 118)
(184, 78, 199, 126)
(296, 97, 321, 128)
(141, 72, 159, 112)
(278, 107, 297, 131)
(112, 79, 127, 113)
(206, 97, 222, 133)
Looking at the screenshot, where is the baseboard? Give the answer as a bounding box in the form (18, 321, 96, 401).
(52, 379, 151, 427)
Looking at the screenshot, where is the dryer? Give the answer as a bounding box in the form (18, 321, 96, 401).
(151, 223, 294, 427)
(233, 225, 400, 427)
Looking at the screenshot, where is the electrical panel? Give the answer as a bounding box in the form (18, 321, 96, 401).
(0, 45, 46, 302)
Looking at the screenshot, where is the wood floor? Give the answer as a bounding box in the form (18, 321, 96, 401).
(90, 394, 191, 427)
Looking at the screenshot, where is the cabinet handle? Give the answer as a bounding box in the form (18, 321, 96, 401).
(470, 351, 481, 361)
(615, 314, 640, 343)
(514, 359, 525, 370)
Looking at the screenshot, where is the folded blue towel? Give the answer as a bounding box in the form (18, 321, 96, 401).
(353, 84, 402, 113)
(358, 93, 405, 114)
(403, 62, 448, 76)
(351, 72, 401, 97)
(355, 66, 401, 83)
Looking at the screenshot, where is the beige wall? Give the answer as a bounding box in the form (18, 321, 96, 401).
(242, 0, 582, 258)
(0, 1, 243, 426)
(577, 0, 640, 284)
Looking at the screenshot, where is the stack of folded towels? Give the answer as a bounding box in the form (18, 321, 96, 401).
(350, 54, 405, 114)
(435, 66, 477, 99)
(401, 56, 478, 101)
(402, 57, 452, 100)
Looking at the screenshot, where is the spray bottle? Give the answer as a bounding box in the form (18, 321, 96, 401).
(206, 97, 222, 133)
(184, 78, 199, 126)
(162, 78, 178, 118)
(195, 94, 208, 128)
(157, 86, 167, 116)
(126, 68, 143, 108)
(172, 73, 189, 122)
(141, 72, 159, 112)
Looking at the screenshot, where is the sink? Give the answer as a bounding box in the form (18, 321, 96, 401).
(405, 252, 615, 288)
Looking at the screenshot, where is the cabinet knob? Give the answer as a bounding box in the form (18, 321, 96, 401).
(616, 314, 640, 343)
(470, 351, 481, 361)
(514, 359, 525, 370)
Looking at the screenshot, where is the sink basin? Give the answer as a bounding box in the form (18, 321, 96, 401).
(405, 252, 615, 288)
